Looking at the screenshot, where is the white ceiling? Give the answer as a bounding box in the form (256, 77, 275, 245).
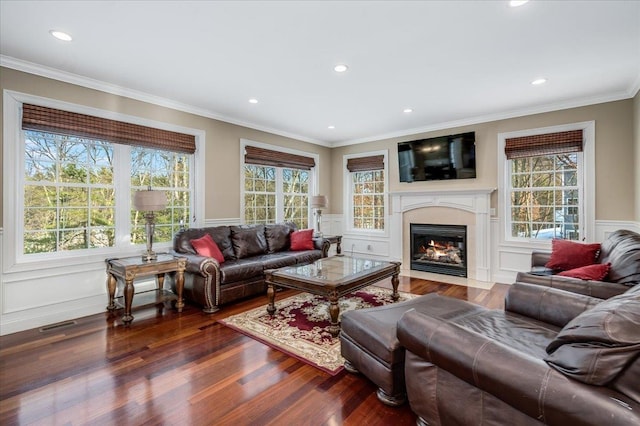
(1, 1, 639, 147)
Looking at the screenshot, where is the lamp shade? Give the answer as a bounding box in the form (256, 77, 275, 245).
(133, 190, 167, 211)
(310, 195, 328, 209)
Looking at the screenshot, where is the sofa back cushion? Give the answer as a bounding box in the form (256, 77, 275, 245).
(265, 222, 297, 253)
(599, 229, 640, 286)
(173, 226, 235, 260)
(545, 285, 640, 385)
(230, 225, 268, 259)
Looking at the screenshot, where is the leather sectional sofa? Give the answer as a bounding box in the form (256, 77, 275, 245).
(397, 282, 640, 425)
(168, 222, 329, 313)
(516, 229, 640, 299)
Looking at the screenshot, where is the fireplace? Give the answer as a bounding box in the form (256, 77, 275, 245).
(410, 223, 467, 277)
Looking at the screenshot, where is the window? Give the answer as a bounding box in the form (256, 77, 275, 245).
(16, 102, 198, 258)
(24, 131, 115, 253)
(345, 152, 387, 232)
(244, 165, 276, 224)
(352, 170, 385, 230)
(241, 141, 317, 229)
(130, 147, 192, 244)
(509, 153, 581, 240)
(502, 125, 593, 242)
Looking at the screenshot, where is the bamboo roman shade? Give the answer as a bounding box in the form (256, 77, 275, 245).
(244, 145, 315, 170)
(504, 130, 583, 160)
(346, 155, 385, 172)
(22, 104, 196, 154)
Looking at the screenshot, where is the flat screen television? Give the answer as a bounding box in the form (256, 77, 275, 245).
(398, 131, 476, 182)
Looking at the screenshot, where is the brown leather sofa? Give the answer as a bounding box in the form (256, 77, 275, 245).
(397, 283, 640, 425)
(167, 222, 329, 313)
(516, 229, 640, 299)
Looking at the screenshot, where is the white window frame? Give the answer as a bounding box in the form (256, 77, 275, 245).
(343, 150, 389, 236)
(240, 139, 319, 227)
(2, 90, 206, 273)
(498, 121, 595, 247)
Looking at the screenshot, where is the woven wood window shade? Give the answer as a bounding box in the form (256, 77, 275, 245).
(244, 145, 315, 170)
(346, 155, 385, 172)
(504, 130, 583, 160)
(22, 104, 196, 154)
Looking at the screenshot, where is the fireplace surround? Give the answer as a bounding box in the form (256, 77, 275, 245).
(390, 188, 495, 282)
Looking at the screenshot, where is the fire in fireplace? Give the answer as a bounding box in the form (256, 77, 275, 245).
(410, 223, 467, 277)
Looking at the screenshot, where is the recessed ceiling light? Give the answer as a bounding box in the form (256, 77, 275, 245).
(509, 0, 529, 7)
(328, 125, 335, 129)
(49, 30, 72, 41)
(248, 98, 259, 104)
(531, 78, 547, 85)
(403, 108, 413, 113)
(334, 64, 348, 73)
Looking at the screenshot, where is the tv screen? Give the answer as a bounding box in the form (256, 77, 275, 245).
(398, 132, 476, 182)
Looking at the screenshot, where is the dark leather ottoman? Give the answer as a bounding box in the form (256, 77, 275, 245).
(339, 293, 485, 406)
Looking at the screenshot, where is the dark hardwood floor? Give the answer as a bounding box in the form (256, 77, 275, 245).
(0, 277, 509, 425)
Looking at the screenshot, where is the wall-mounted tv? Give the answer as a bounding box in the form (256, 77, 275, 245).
(398, 131, 476, 182)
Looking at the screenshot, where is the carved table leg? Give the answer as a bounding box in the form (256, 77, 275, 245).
(106, 273, 117, 311)
(328, 292, 340, 337)
(267, 282, 276, 316)
(122, 278, 134, 324)
(175, 269, 185, 312)
(391, 262, 401, 301)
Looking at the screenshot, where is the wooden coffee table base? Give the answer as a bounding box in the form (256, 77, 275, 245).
(266, 257, 401, 337)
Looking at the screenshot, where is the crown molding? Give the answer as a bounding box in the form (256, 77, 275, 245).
(2, 55, 636, 149)
(330, 89, 637, 147)
(0, 55, 330, 147)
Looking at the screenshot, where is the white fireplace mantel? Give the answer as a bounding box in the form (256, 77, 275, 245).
(390, 188, 496, 282)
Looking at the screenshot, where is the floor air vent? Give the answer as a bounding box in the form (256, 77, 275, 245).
(39, 320, 77, 332)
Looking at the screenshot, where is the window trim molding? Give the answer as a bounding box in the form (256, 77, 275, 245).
(497, 121, 595, 247)
(239, 138, 319, 226)
(3, 90, 206, 273)
(343, 149, 389, 237)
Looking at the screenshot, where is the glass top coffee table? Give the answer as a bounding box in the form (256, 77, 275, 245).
(265, 256, 401, 336)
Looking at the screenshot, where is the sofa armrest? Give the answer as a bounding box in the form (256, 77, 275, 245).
(397, 310, 640, 425)
(313, 237, 330, 257)
(505, 282, 601, 327)
(171, 251, 219, 276)
(515, 271, 628, 299)
(531, 250, 551, 268)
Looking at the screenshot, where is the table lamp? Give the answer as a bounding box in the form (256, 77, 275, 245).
(133, 187, 167, 261)
(310, 195, 328, 237)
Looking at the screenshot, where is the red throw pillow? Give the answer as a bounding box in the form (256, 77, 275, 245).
(558, 263, 611, 281)
(290, 229, 314, 251)
(545, 239, 600, 271)
(190, 233, 225, 263)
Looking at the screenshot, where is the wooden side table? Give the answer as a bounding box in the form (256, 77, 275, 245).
(106, 254, 186, 324)
(324, 235, 342, 255)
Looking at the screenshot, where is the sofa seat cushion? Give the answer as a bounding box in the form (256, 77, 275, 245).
(599, 229, 640, 286)
(230, 225, 268, 259)
(453, 311, 560, 359)
(545, 285, 640, 385)
(279, 250, 322, 264)
(219, 259, 265, 284)
(252, 253, 298, 270)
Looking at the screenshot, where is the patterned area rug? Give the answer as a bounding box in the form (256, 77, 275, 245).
(219, 286, 418, 375)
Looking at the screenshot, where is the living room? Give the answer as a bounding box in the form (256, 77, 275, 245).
(1, 1, 639, 424)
